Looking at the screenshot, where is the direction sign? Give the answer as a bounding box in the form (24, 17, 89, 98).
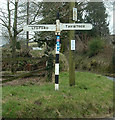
(61, 23, 93, 30)
(23, 25, 56, 31)
(23, 23, 93, 32)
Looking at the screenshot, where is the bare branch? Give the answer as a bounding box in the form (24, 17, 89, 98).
(0, 18, 8, 28)
(29, 3, 43, 24)
(17, 29, 23, 35)
(0, 22, 8, 29)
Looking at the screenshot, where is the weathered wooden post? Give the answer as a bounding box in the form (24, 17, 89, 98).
(69, 1, 75, 86)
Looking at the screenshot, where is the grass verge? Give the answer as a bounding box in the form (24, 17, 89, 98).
(2, 72, 113, 118)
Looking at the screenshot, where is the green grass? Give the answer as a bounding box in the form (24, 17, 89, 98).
(2, 72, 113, 118)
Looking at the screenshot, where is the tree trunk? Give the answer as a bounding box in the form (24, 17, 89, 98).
(11, 1, 18, 73)
(26, 1, 29, 51)
(7, 0, 12, 47)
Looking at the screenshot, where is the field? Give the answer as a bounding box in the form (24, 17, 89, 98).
(2, 72, 113, 118)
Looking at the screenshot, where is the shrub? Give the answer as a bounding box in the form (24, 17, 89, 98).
(16, 42, 21, 50)
(46, 54, 54, 82)
(90, 59, 98, 67)
(59, 53, 69, 72)
(81, 63, 87, 70)
(88, 38, 104, 57)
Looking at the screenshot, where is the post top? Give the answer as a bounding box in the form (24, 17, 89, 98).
(57, 12, 59, 19)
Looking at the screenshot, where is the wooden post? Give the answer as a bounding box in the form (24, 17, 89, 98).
(69, 1, 75, 86)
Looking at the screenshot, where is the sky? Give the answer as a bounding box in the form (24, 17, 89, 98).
(104, 1, 115, 34)
(0, 0, 114, 35)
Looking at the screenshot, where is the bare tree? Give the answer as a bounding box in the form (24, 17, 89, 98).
(0, 0, 43, 73)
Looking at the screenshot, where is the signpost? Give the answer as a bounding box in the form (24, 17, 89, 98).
(55, 35, 60, 90)
(23, 12, 93, 91)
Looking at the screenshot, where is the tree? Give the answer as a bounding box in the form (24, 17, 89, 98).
(34, 2, 64, 51)
(84, 2, 109, 37)
(26, 1, 29, 50)
(0, 1, 43, 73)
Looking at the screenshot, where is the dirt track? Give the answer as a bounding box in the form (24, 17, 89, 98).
(2, 76, 47, 86)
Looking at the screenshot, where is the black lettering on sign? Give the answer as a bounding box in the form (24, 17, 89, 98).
(30, 26, 49, 30)
(83, 25, 85, 28)
(65, 25, 86, 28)
(73, 26, 76, 28)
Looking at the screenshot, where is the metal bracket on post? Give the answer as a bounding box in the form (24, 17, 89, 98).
(55, 19, 61, 35)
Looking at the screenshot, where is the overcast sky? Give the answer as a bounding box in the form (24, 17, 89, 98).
(0, 0, 114, 35)
(104, 1, 115, 34)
